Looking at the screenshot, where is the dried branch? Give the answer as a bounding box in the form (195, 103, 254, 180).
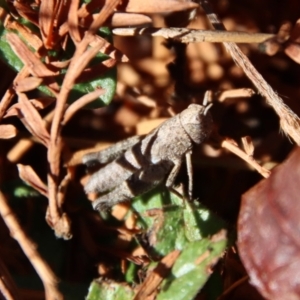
(47, 32, 106, 238)
(199, 0, 300, 145)
(0, 190, 62, 300)
(221, 138, 271, 178)
(88, 0, 120, 35)
(62, 88, 105, 125)
(68, 0, 81, 44)
(216, 88, 255, 102)
(113, 27, 274, 44)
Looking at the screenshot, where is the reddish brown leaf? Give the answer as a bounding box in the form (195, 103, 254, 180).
(134, 250, 181, 300)
(88, 0, 120, 34)
(68, 0, 81, 44)
(4, 97, 55, 118)
(14, 77, 43, 92)
(13, 1, 39, 26)
(0, 124, 18, 139)
(122, 0, 198, 13)
(238, 147, 300, 300)
(62, 88, 105, 125)
(17, 93, 50, 146)
(5, 18, 43, 51)
(284, 20, 300, 64)
(285, 42, 300, 64)
(17, 164, 48, 197)
(6, 33, 58, 77)
(39, 0, 70, 49)
(85, 12, 152, 27)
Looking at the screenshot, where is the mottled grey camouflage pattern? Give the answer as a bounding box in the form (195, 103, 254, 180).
(83, 103, 213, 211)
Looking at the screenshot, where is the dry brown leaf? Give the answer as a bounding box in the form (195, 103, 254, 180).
(68, 0, 81, 44)
(134, 250, 181, 300)
(111, 12, 152, 26)
(284, 19, 300, 64)
(14, 77, 43, 93)
(17, 164, 48, 197)
(39, 0, 69, 49)
(49, 59, 71, 69)
(238, 147, 300, 300)
(93, 35, 129, 62)
(285, 42, 300, 64)
(4, 97, 55, 118)
(0, 124, 18, 139)
(5, 18, 43, 51)
(57, 35, 106, 92)
(0, 67, 30, 122)
(17, 92, 50, 146)
(88, 0, 120, 34)
(6, 33, 58, 77)
(62, 88, 105, 125)
(88, 12, 152, 27)
(123, 0, 198, 13)
(13, 1, 39, 26)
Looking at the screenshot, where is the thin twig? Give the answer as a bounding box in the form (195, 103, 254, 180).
(62, 88, 105, 125)
(0, 190, 62, 300)
(218, 276, 249, 300)
(199, 0, 300, 145)
(88, 0, 120, 35)
(113, 27, 274, 44)
(47, 34, 105, 238)
(221, 138, 270, 178)
(216, 88, 255, 102)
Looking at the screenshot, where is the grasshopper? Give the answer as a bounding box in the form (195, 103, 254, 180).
(83, 98, 213, 211)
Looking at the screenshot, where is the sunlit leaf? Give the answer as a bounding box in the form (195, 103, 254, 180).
(86, 280, 135, 300)
(131, 187, 226, 257)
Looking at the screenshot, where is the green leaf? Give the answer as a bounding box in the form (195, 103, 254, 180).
(88, 188, 227, 300)
(86, 280, 135, 300)
(157, 230, 227, 300)
(0, 16, 24, 71)
(131, 187, 227, 257)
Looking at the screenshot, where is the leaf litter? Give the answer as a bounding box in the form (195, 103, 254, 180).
(0, 0, 300, 300)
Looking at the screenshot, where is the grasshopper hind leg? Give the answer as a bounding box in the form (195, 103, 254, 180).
(92, 163, 169, 211)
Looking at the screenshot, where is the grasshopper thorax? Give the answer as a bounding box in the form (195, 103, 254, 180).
(179, 104, 213, 144)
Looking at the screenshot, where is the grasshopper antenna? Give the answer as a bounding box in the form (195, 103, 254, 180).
(204, 103, 213, 115)
(203, 90, 213, 115)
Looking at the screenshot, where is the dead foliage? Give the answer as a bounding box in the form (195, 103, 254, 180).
(0, 0, 300, 299)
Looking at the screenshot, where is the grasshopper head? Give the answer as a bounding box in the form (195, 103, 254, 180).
(179, 104, 213, 144)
